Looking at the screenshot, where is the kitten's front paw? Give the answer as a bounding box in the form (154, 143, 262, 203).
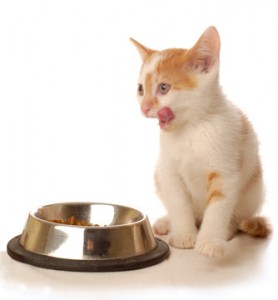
(195, 238, 227, 257)
(153, 216, 170, 235)
(169, 231, 197, 249)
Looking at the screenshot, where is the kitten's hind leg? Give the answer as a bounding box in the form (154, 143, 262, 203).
(153, 215, 170, 235)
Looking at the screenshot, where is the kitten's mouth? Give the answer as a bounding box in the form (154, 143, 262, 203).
(157, 107, 175, 129)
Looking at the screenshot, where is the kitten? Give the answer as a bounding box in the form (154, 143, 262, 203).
(131, 26, 271, 257)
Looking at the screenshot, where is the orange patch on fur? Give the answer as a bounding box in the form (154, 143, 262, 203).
(239, 217, 271, 238)
(141, 73, 159, 110)
(206, 171, 223, 205)
(155, 49, 197, 90)
(207, 171, 220, 183)
(207, 189, 223, 203)
(145, 73, 153, 96)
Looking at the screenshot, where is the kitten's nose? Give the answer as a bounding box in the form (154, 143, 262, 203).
(141, 96, 158, 117)
(142, 107, 151, 115)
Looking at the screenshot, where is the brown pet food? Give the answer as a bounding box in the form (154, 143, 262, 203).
(49, 216, 97, 226)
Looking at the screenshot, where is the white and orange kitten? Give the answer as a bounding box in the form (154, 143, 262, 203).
(131, 26, 270, 257)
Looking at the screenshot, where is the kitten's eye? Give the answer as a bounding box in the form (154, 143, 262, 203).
(137, 84, 144, 96)
(158, 83, 171, 95)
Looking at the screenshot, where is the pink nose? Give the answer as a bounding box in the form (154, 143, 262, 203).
(142, 107, 151, 115)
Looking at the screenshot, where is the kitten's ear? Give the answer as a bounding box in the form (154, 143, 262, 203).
(187, 26, 221, 72)
(130, 38, 156, 62)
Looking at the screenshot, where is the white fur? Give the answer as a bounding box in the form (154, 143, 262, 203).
(153, 67, 262, 256)
(135, 28, 264, 257)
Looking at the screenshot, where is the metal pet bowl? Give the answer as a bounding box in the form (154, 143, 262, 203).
(7, 202, 169, 272)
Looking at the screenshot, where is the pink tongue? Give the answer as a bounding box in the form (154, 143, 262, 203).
(157, 107, 175, 123)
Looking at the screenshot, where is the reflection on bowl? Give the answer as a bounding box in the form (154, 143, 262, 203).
(7, 202, 170, 271)
(20, 202, 157, 260)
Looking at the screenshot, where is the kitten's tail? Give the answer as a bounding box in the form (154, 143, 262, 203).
(238, 216, 271, 238)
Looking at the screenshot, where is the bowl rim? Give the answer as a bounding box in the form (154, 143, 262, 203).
(32, 201, 147, 229)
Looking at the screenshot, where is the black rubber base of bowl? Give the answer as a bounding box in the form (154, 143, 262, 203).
(7, 235, 170, 272)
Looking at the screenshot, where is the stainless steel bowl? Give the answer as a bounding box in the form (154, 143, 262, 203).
(7, 202, 169, 271)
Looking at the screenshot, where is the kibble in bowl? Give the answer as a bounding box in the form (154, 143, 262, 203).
(49, 216, 100, 226)
(7, 202, 170, 271)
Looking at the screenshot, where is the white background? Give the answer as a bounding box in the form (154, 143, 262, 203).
(0, 0, 278, 299)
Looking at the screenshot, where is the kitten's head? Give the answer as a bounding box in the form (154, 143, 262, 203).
(131, 26, 221, 131)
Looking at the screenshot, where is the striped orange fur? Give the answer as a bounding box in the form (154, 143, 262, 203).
(206, 171, 223, 205)
(156, 49, 197, 90)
